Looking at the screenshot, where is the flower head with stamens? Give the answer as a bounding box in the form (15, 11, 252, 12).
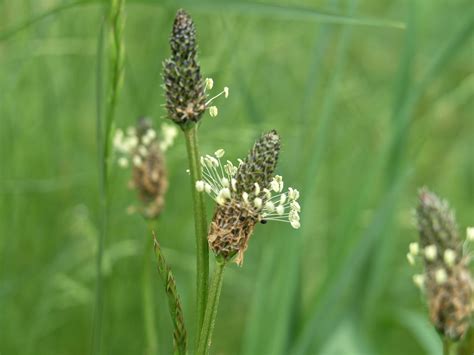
(408, 188, 473, 341)
(114, 118, 178, 219)
(195, 130, 301, 265)
(163, 9, 230, 128)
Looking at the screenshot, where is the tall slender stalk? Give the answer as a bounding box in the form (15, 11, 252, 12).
(92, 1, 125, 354)
(143, 220, 159, 355)
(183, 124, 209, 336)
(197, 260, 226, 355)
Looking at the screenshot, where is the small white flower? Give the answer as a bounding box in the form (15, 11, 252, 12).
(224, 87, 229, 98)
(412, 274, 425, 289)
(205, 77, 214, 90)
(196, 180, 205, 192)
(231, 178, 237, 191)
(424, 244, 437, 261)
(242, 192, 249, 204)
(467, 227, 474, 241)
(435, 268, 448, 284)
(209, 106, 218, 117)
(215, 149, 225, 158)
(280, 193, 287, 205)
(443, 249, 456, 267)
(406, 253, 415, 266)
(204, 183, 212, 194)
(409, 242, 419, 256)
(118, 157, 128, 168)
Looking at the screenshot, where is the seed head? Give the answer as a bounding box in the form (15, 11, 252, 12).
(235, 130, 280, 199)
(196, 131, 300, 265)
(114, 118, 177, 219)
(410, 188, 473, 341)
(163, 9, 206, 127)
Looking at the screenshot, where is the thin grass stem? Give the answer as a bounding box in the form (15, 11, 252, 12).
(92, 1, 125, 354)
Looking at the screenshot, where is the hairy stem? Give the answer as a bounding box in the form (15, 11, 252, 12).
(183, 125, 209, 338)
(143, 220, 159, 355)
(196, 261, 226, 355)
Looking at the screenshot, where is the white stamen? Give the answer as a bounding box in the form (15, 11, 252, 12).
(205, 78, 214, 90)
(209, 106, 218, 117)
(196, 180, 205, 192)
(435, 268, 448, 284)
(271, 180, 280, 192)
(221, 178, 230, 188)
(276, 205, 285, 215)
(290, 220, 301, 229)
(215, 149, 225, 158)
(254, 183, 261, 196)
(133, 155, 142, 167)
(443, 249, 456, 267)
(409, 242, 419, 256)
(138, 145, 147, 156)
(424, 245, 437, 261)
(290, 201, 301, 212)
(412, 274, 425, 289)
(118, 157, 128, 168)
(265, 201, 275, 212)
(467, 227, 474, 241)
(254, 198, 262, 209)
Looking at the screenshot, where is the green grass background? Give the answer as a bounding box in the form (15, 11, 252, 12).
(0, 0, 473, 354)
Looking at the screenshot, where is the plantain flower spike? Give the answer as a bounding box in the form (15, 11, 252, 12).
(409, 188, 473, 341)
(114, 118, 178, 219)
(163, 9, 230, 128)
(163, 9, 206, 127)
(195, 130, 301, 265)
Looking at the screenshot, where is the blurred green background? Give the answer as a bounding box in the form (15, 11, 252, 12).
(1, 0, 473, 354)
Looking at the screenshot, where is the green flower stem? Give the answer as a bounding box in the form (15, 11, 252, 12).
(183, 124, 209, 338)
(143, 220, 159, 355)
(196, 260, 226, 355)
(443, 337, 457, 355)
